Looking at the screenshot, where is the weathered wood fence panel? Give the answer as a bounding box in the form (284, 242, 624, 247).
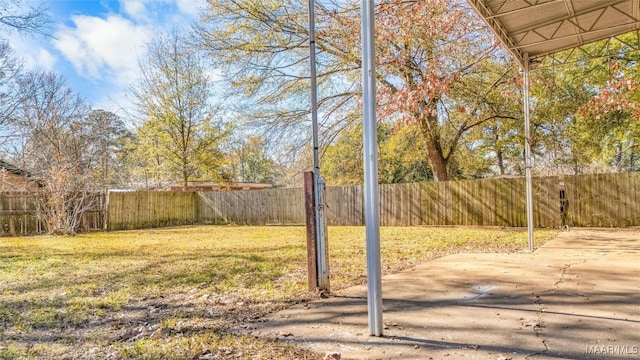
(564, 172, 640, 227)
(534, 176, 562, 228)
(325, 186, 363, 226)
(195, 177, 554, 228)
(198, 191, 231, 225)
(104, 173, 638, 230)
(0, 192, 105, 235)
(3, 173, 636, 234)
(0, 192, 43, 235)
(77, 192, 107, 231)
(198, 188, 305, 225)
(108, 191, 199, 230)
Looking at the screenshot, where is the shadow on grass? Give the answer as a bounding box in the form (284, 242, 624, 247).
(0, 242, 311, 359)
(0, 244, 305, 294)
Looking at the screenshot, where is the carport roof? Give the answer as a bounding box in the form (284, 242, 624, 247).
(467, 0, 640, 65)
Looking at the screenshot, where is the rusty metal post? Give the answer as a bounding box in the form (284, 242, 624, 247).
(304, 171, 318, 291)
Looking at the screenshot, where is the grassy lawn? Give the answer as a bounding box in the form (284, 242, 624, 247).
(0, 225, 557, 359)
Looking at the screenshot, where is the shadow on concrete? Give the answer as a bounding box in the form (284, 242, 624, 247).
(243, 228, 640, 360)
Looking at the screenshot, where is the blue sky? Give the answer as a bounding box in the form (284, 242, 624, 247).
(10, 0, 205, 117)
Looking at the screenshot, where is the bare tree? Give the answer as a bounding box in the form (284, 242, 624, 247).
(0, 41, 22, 86)
(0, 0, 50, 36)
(9, 71, 98, 234)
(0, 41, 23, 153)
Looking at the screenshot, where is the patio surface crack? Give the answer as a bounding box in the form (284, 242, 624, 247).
(525, 260, 587, 359)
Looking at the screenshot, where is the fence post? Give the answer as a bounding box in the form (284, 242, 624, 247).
(304, 172, 318, 291)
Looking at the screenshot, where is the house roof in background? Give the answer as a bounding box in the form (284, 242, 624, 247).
(168, 182, 273, 191)
(0, 160, 27, 176)
(0, 160, 44, 187)
(468, 0, 640, 65)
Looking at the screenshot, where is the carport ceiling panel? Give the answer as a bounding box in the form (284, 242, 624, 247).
(469, 0, 640, 64)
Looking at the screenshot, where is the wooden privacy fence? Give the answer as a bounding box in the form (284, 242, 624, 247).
(0, 192, 45, 235)
(564, 172, 640, 227)
(198, 188, 304, 225)
(106, 172, 639, 230)
(108, 191, 200, 230)
(375, 176, 561, 227)
(0, 191, 106, 235)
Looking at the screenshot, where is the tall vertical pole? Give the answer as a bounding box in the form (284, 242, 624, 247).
(523, 54, 534, 252)
(361, 0, 383, 336)
(308, 0, 329, 290)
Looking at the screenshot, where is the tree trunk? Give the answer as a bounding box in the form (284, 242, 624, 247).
(496, 148, 505, 175)
(425, 139, 449, 181)
(183, 171, 189, 191)
(418, 112, 449, 182)
(614, 143, 623, 172)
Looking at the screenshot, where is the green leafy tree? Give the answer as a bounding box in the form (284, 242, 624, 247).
(84, 109, 133, 189)
(322, 121, 433, 185)
(528, 65, 591, 174)
(228, 136, 277, 184)
(529, 33, 640, 174)
(378, 123, 433, 183)
(322, 123, 365, 185)
(453, 58, 523, 176)
(128, 120, 172, 189)
(131, 30, 231, 190)
(575, 58, 640, 172)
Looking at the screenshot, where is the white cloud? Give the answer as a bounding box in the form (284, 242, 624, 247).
(120, 0, 149, 21)
(53, 15, 150, 85)
(10, 37, 57, 72)
(119, 0, 205, 22)
(35, 48, 57, 70)
(92, 87, 137, 121)
(24, 0, 208, 110)
(175, 0, 204, 17)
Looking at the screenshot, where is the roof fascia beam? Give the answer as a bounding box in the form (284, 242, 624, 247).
(467, 0, 525, 66)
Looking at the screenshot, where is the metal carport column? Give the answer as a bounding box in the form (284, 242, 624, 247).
(360, 0, 639, 336)
(523, 54, 534, 252)
(359, 0, 538, 335)
(361, 0, 383, 337)
(467, 0, 640, 253)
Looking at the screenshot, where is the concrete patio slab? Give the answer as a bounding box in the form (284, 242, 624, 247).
(240, 228, 640, 359)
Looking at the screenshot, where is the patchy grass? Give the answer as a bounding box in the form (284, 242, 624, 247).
(0, 225, 557, 359)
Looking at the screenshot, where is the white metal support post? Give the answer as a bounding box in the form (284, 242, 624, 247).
(308, 0, 329, 290)
(523, 54, 534, 252)
(361, 0, 383, 336)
